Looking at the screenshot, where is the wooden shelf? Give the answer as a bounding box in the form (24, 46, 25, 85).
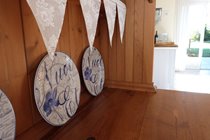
(155, 42, 178, 47)
(17, 88, 210, 140)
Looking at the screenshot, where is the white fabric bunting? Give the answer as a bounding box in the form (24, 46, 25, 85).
(104, 0, 117, 46)
(80, 0, 101, 50)
(103, 0, 126, 45)
(116, 0, 126, 43)
(26, 0, 67, 60)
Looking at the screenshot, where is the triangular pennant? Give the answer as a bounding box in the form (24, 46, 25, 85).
(104, 0, 117, 46)
(80, 0, 101, 49)
(26, 0, 67, 60)
(116, 0, 126, 43)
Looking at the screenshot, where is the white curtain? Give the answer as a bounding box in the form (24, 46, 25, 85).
(174, 0, 189, 71)
(174, 0, 210, 71)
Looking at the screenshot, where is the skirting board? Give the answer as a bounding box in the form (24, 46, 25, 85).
(105, 80, 157, 93)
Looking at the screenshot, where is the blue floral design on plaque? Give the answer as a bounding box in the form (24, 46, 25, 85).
(84, 67, 92, 80)
(82, 47, 105, 96)
(43, 87, 59, 116)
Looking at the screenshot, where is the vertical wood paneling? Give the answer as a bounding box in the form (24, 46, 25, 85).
(57, 6, 71, 56)
(103, 0, 155, 92)
(0, 0, 155, 136)
(143, 0, 155, 84)
(0, 0, 33, 135)
(18, 0, 99, 135)
(94, 13, 101, 51)
(124, 0, 135, 82)
(21, 0, 47, 124)
(21, 0, 98, 124)
(116, 17, 125, 81)
(133, 0, 144, 83)
(20, 2, 47, 124)
(102, 0, 154, 91)
(68, 0, 88, 70)
(108, 21, 118, 81)
(99, 10, 110, 81)
(0, 39, 8, 83)
(20, 0, 47, 75)
(5, 76, 33, 134)
(0, 1, 27, 79)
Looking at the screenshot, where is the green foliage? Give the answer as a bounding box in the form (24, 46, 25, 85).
(204, 25, 210, 43)
(202, 48, 210, 57)
(187, 48, 199, 57)
(191, 31, 200, 42)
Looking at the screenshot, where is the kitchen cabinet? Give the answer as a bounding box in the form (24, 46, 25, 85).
(153, 46, 177, 89)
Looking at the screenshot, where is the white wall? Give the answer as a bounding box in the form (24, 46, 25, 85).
(156, 0, 176, 42)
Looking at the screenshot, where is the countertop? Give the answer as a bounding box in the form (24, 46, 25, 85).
(155, 42, 178, 47)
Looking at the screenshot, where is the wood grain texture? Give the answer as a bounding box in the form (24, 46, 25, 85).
(0, 0, 155, 136)
(0, 0, 33, 134)
(17, 88, 150, 140)
(0, 0, 27, 81)
(20, 0, 98, 128)
(68, 0, 87, 70)
(50, 88, 150, 140)
(108, 21, 117, 81)
(133, 0, 144, 83)
(99, 8, 110, 82)
(143, 0, 156, 84)
(99, 0, 156, 92)
(116, 16, 125, 81)
(105, 81, 156, 93)
(124, 0, 134, 82)
(140, 90, 210, 140)
(17, 89, 210, 140)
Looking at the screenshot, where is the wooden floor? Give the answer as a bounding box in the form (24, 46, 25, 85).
(17, 88, 210, 140)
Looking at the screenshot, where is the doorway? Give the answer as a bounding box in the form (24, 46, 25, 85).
(154, 0, 210, 93)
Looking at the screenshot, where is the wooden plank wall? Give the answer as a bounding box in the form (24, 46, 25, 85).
(0, 0, 33, 135)
(100, 0, 156, 92)
(0, 0, 155, 136)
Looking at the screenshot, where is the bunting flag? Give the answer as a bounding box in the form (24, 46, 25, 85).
(26, 0, 67, 60)
(104, 0, 117, 46)
(116, 0, 126, 43)
(80, 0, 101, 50)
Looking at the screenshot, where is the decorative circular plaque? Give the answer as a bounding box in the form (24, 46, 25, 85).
(82, 47, 105, 96)
(0, 89, 16, 140)
(34, 52, 81, 126)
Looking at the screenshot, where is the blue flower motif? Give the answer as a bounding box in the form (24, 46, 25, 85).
(43, 87, 59, 116)
(84, 67, 92, 80)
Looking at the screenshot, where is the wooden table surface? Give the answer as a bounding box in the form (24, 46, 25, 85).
(17, 88, 210, 140)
